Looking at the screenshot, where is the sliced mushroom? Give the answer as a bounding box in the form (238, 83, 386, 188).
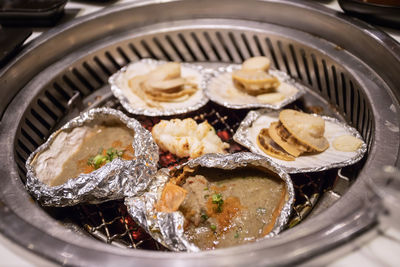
(242, 56, 271, 72)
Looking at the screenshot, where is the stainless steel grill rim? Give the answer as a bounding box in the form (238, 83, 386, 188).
(0, 0, 399, 266)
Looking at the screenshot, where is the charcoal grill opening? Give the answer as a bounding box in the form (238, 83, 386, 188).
(0, 0, 399, 266)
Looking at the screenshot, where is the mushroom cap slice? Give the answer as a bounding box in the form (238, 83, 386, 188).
(257, 128, 295, 161)
(242, 56, 271, 72)
(279, 109, 329, 152)
(268, 122, 302, 157)
(256, 92, 286, 104)
(145, 77, 186, 93)
(232, 69, 280, 95)
(147, 62, 181, 82)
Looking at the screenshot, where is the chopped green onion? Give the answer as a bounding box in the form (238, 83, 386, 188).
(87, 156, 94, 166)
(234, 232, 239, 238)
(87, 147, 125, 170)
(204, 194, 209, 199)
(93, 154, 106, 168)
(212, 193, 222, 202)
(201, 214, 208, 221)
(212, 193, 224, 213)
(204, 187, 209, 191)
(210, 224, 216, 231)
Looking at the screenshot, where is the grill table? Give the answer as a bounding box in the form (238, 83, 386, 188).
(0, 0, 399, 266)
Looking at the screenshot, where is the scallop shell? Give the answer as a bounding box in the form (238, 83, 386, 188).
(205, 64, 305, 109)
(125, 152, 294, 252)
(109, 59, 209, 116)
(233, 109, 367, 173)
(25, 108, 159, 206)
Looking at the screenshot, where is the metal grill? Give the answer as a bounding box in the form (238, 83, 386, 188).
(51, 97, 341, 249)
(13, 26, 375, 179)
(2, 1, 400, 265)
(8, 19, 380, 253)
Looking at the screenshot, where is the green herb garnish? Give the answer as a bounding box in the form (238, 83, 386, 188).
(212, 193, 224, 213)
(204, 187, 209, 191)
(234, 232, 239, 238)
(87, 147, 125, 170)
(210, 224, 217, 231)
(212, 193, 222, 202)
(201, 214, 208, 221)
(87, 154, 107, 169)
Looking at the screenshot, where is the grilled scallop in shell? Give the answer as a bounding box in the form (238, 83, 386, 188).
(205, 56, 305, 110)
(109, 59, 208, 116)
(233, 109, 367, 172)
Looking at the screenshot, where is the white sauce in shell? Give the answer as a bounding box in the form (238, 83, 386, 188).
(32, 127, 89, 186)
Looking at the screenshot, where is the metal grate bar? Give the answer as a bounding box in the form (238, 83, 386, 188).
(265, 37, 280, 70)
(190, 32, 213, 61)
(240, 33, 255, 58)
(140, 40, 160, 60)
(128, 43, 143, 59)
(321, 60, 332, 100)
(165, 35, 187, 62)
(215, 32, 236, 62)
(203, 31, 225, 61)
(44, 90, 67, 113)
(37, 98, 59, 122)
(300, 48, 313, 86)
(30, 108, 51, 130)
(53, 82, 73, 100)
(116, 46, 132, 65)
(93, 56, 113, 77)
(310, 54, 323, 94)
(16, 140, 31, 159)
(177, 33, 198, 61)
(25, 118, 45, 140)
(18, 131, 37, 154)
(277, 41, 293, 76)
(288, 44, 302, 81)
(252, 35, 266, 57)
(357, 92, 365, 136)
(227, 32, 246, 62)
(72, 68, 95, 92)
(62, 74, 89, 96)
(152, 37, 173, 61)
(105, 51, 123, 71)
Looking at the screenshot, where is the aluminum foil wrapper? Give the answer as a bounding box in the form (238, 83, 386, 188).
(233, 109, 367, 173)
(125, 152, 294, 252)
(205, 64, 306, 110)
(109, 58, 209, 116)
(25, 108, 159, 206)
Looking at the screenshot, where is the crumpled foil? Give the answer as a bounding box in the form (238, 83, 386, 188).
(25, 108, 159, 207)
(233, 109, 368, 173)
(205, 64, 306, 110)
(125, 152, 294, 252)
(109, 58, 209, 116)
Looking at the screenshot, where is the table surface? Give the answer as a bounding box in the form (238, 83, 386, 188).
(1, 0, 399, 266)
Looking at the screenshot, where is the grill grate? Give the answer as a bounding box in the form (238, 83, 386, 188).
(60, 98, 330, 249)
(14, 29, 374, 179)
(12, 24, 371, 250)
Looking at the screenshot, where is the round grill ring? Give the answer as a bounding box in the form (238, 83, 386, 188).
(0, 1, 399, 266)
